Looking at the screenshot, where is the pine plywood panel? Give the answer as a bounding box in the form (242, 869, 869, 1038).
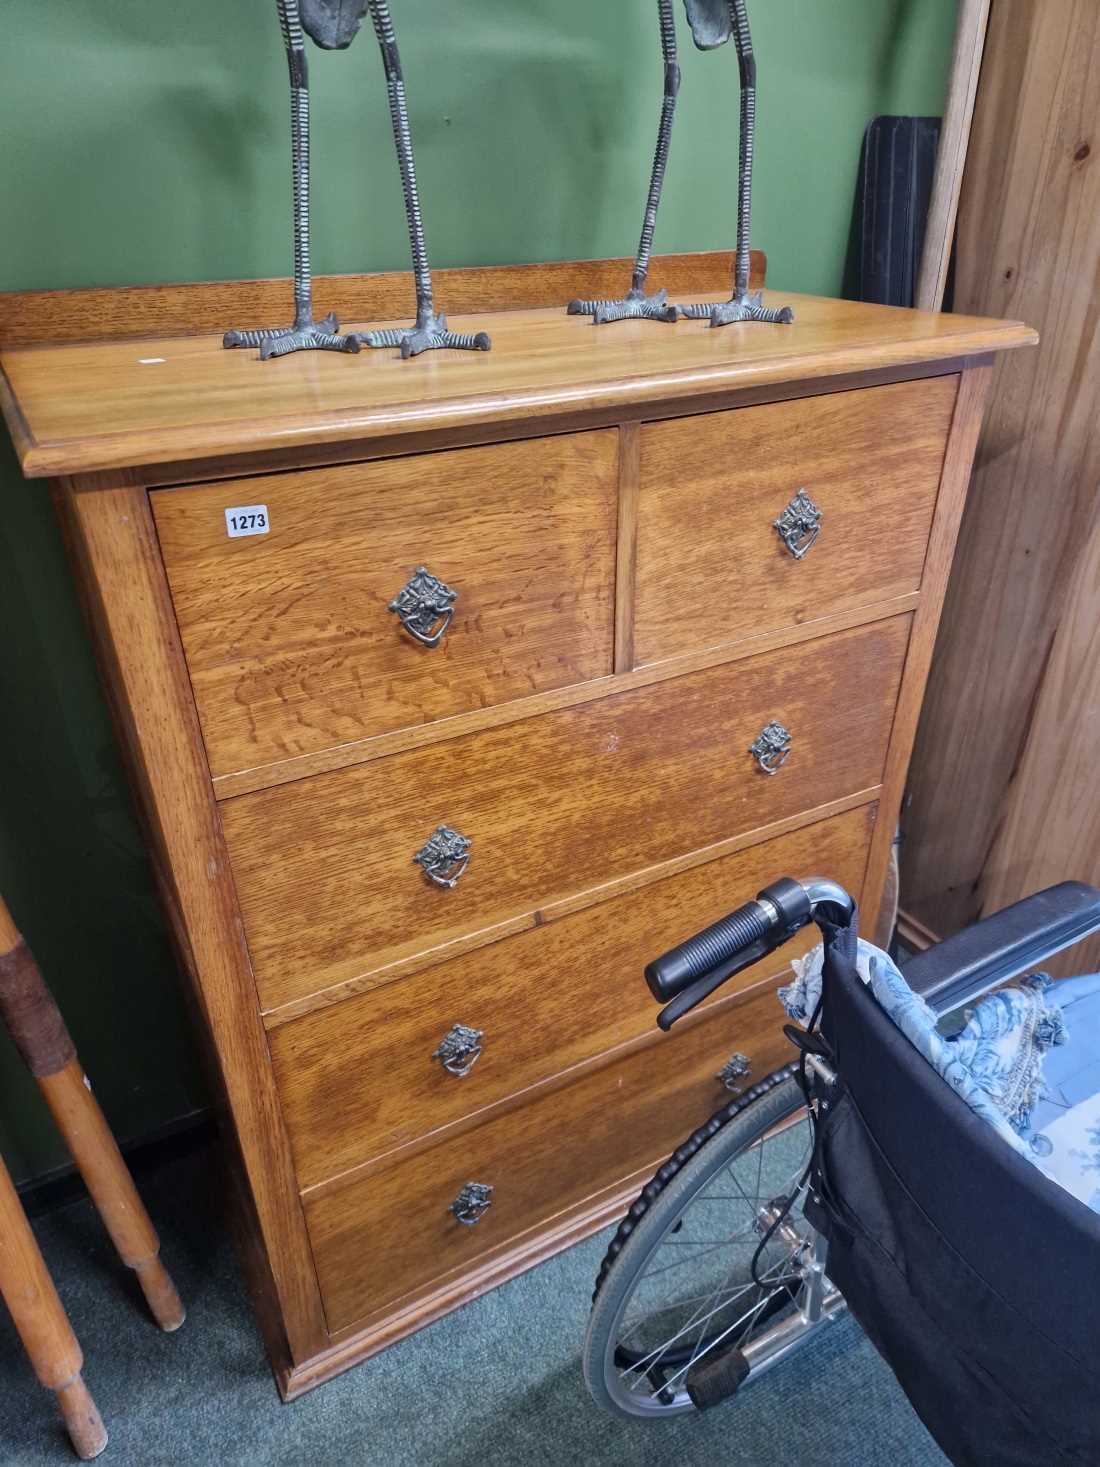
(902, 0, 1100, 937)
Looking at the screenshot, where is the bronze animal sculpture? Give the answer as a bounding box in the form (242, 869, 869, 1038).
(224, 1, 490, 360)
(569, 0, 793, 328)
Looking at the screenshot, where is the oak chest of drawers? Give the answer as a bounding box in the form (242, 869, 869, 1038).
(0, 253, 1034, 1396)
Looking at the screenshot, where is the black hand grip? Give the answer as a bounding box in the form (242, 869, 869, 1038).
(645, 900, 772, 1002)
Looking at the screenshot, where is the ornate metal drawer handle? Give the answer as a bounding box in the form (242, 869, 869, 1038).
(449, 1181, 493, 1226)
(774, 489, 822, 560)
(389, 566, 458, 647)
(749, 721, 792, 776)
(717, 1052, 752, 1092)
(432, 1023, 484, 1077)
(413, 825, 472, 889)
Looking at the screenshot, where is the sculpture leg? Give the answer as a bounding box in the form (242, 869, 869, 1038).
(223, 0, 359, 358)
(568, 0, 681, 324)
(681, 0, 793, 326)
(357, 2, 490, 358)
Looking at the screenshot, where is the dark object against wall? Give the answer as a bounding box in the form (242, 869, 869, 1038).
(851, 116, 941, 308)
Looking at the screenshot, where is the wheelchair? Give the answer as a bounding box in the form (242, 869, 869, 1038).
(583, 877, 1100, 1466)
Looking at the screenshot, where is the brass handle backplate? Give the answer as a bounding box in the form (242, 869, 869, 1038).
(389, 565, 458, 647)
(449, 1181, 493, 1226)
(433, 1023, 484, 1077)
(749, 721, 792, 776)
(414, 825, 472, 889)
(774, 490, 822, 560)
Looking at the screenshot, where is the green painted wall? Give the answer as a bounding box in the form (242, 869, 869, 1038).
(0, 0, 956, 1185)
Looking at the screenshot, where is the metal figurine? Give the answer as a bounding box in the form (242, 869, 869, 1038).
(568, 0, 793, 329)
(225, 1, 490, 362)
(357, 4, 491, 358)
(224, 1, 362, 359)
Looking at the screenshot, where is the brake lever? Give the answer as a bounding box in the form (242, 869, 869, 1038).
(656, 936, 773, 1031)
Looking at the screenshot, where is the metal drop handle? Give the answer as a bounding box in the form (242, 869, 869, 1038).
(774, 490, 822, 560)
(433, 1024, 484, 1077)
(414, 826, 472, 889)
(449, 1181, 493, 1226)
(717, 1052, 752, 1092)
(749, 721, 792, 776)
(389, 566, 458, 647)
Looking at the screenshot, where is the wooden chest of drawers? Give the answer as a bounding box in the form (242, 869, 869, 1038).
(0, 253, 1034, 1397)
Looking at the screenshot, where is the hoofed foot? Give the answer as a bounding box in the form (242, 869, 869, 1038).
(358, 311, 492, 360)
(567, 287, 679, 325)
(222, 313, 362, 360)
(678, 291, 795, 327)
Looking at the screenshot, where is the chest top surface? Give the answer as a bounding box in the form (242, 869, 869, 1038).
(0, 291, 1034, 482)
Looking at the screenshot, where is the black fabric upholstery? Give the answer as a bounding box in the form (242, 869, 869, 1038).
(806, 915, 1100, 1467)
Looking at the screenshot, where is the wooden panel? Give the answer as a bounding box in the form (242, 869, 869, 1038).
(305, 976, 800, 1334)
(902, 2, 1100, 939)
(1, 294, 1034, 480)
(634, 376, 956, 666)
(978, 515, 1100, 977)
(153, 432, 618, 776)
(222, 615, 908, 1014)
(272, 805, 875, 1189)
(54, 478, 329, 1375)
(0, 251, 764, 348)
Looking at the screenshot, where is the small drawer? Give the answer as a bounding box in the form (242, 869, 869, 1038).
(270, 803, 875, 1188)
(151, 431, 618, 776)
(223, 615, 909, 1013)
(304, 976, 801, 1334)
(633, 375, 957, 666)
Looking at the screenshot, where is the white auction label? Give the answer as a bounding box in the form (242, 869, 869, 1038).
(225, 505, 270, 538)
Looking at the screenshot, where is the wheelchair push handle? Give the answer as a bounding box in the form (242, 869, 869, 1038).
(646, 876, 854, 1030)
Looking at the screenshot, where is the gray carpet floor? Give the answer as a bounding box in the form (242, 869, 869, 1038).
(1, 1143, 948, 1467)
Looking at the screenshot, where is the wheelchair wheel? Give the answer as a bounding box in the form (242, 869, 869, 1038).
(584, 1068, 842, 1419)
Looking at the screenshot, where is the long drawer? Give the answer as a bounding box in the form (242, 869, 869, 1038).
(223, 615, 909, 1013)
(304, 975, 801, 1335)
(271, 804, 875, 1188)
(633, 375, 957, 666)
(151, 431, 619, 776)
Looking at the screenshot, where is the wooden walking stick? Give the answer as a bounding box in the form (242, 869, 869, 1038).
(0, 1153, 108, 1459)
(0, 893, 185, 1334)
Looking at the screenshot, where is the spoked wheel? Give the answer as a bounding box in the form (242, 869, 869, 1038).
(583, 1069, 845, 1419)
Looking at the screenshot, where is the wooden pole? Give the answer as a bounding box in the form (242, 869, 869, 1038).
(0, 1153, 108, 1459)
(915, 0, 991, 312)
(0, 892, 185, 1332)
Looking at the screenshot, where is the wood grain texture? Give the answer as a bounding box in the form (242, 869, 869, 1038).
(861, 362, 992, 939)
(153, 432, 618, 775)
(55, 478, 329, 1369)
(0, 251, 765, 349)
(613, 423, 640, 675)
(902, 1, 1097, 938)
(634, 376, 957, 666)
(1, 294, 1033, 480)
(211, 589, 920, 803)
(978, 514, 1100, 976)
(271, 805, 875, 1191)
(304, 976, 798, 1335)
(222, 616, 909, 1013)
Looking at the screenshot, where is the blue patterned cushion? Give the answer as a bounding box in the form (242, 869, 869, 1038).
(779, 941, 1074, 1169)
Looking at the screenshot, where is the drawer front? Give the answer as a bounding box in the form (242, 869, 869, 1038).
(305, 977, 800, 1334)
(151, 432, 618, 776)
(633, 375, 957, 666)
(224, 614, 909, 1013)
(272, 804, 876, 1188)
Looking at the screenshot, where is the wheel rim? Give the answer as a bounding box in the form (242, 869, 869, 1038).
(601, 1107, 819, 1417)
